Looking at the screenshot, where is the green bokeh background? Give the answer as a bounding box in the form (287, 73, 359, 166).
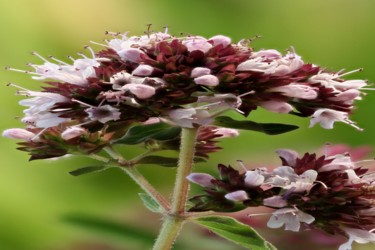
(0, 0, 374, 249)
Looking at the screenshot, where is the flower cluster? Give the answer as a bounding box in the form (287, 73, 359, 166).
(188, 149, 375, 250)
(3, 29, 368, 159)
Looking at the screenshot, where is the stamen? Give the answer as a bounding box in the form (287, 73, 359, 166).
(163, 25, 169, 34)
(31, 51, 50, 63)
(90, 40, 110, 48)
(104, 31, 121, 36)
(72, 99, 94, 108)
(343, 118, 363, 131)
(83, 45, 96, 58)
(337, 68, 363, 78)
(48, 55, 68, 65)
(67, 55, 75, 61)
(5, 66, 38, 75)
(77, 52, 88, 59)
(238, 90, 255, 98)
(6, 82, 30, 91)
(247, 212, 273, 217)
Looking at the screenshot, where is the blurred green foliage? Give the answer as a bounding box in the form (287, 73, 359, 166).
(0, 0, 374, 249)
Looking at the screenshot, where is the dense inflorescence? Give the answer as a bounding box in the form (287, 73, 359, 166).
(188, 150, 375, 250)
(3, 29, 368, 159)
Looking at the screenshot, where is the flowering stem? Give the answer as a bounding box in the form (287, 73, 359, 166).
(152, 127, 199, 250)
(103, 147, 170, 211)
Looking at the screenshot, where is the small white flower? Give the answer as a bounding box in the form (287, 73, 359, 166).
(224, 190, 249, 202)
(29, 52, 99, 86)
(236, 57, 278, 73)
(167, 108, 211, 128)
(273, 51, 304, 76)
(85, 105, 121, 123)
(319, 154, 355, 172)
(269, 84, 318, 100)
(266, 166, 317, 193)
(267, 207, 315, 232)
(339, 228, 375, 250)
(19, 91, 70, 128)
(187, 173, 215, 187)
(309, 108, 362, 131)
(250, 49, 282, 60)
(2, 128, 35, 140)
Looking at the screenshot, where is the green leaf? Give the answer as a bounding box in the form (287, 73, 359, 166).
(69, 166, 107, 176)
(136, 155, 206, 167)
(214, 116, 298, 135)
(138, 193, 163, 213)
(193, 215, 277, 250)
(115, 123, 181, 145)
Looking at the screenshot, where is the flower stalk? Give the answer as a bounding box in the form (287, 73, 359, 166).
(152, 127, 199, 250)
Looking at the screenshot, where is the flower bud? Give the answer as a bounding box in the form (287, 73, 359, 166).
(194, 75, 219, 87)
(61, 127, 86, 140)
(187, 173, 215, 187)
(191, 67, 211, 78)
(123, 83, 156, 99)
(183, 37, 213, 53)
(224, 190, 249, 202)
(119, 48, 146, 63)
(132, 64, 154, 76)
(213, 127, 239, 138)
(259, 101, 294, 113)
(2, 128, 35, 140)
(244, 170, 265, 187)
(209, 35, 231, 47)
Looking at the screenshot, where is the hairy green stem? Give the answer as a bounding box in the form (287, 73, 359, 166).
(103, 147, 170, 211)
(122, 166, 170, 211)
(152, 127, 199, 250)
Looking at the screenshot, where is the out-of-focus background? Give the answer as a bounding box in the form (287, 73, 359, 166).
(0, 0, 374, 249)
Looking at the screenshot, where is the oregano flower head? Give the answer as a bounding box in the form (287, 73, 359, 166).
(3, 29, 369, 158)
